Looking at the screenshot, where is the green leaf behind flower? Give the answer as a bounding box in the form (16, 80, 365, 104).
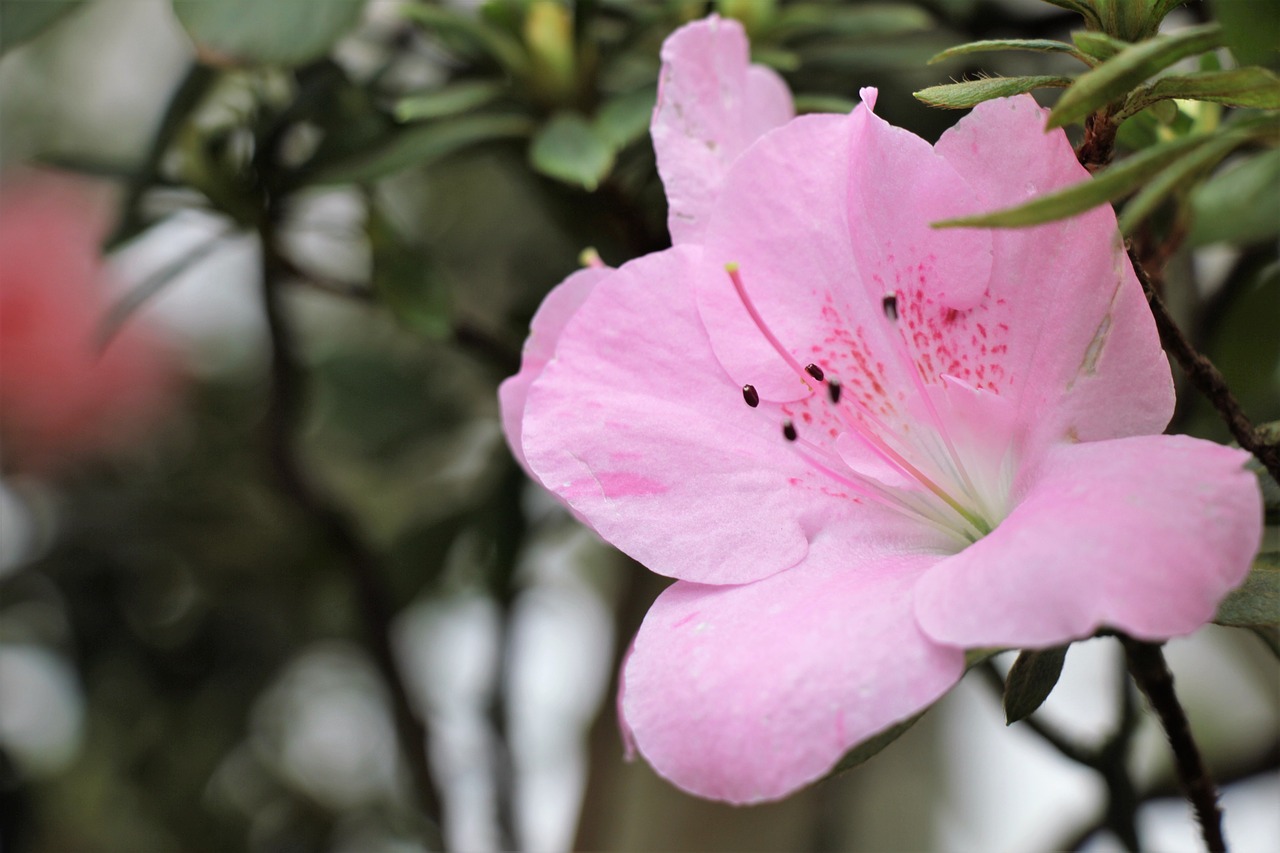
(914, 75, 1073, 109)
(1003, 646, 1069, 724)
(172, 0, 367, 67)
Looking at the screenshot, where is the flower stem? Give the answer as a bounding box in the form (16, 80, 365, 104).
(1119, 636, 1226, 852)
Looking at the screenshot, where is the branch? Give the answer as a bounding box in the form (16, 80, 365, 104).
(257, 211, 445, 844)
(1120, 636, 1226, 852)
(1126, 246, 1280, 483)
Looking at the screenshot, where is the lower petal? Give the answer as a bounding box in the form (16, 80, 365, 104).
(621, 527, 960, 804)
(914, 435, 1263, 648)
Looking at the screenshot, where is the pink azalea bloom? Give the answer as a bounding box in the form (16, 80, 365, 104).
(0, 175, 179, 472)
(499, 17, 1263, 804)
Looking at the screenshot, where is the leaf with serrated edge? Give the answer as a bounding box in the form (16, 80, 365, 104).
(1050, 23, 1223, 128)
(915, 76, 1073, 109)
(929, 39, 1092, 67)
(1003, 646, 1069, 724)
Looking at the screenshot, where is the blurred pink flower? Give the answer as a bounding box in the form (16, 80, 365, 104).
(0, 175, 178, 472)
(500, 17, 1262, 803)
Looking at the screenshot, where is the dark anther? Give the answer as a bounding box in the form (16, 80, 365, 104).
(742, 384, 760, 408)
(882, 293, 898, 321)
(804, 363, 825, 381)
(827, 378, 842, 404)
(782, 420, 798, 442)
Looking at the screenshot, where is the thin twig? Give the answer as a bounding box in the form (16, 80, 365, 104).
(1127, 246, 1280, 482)
(1120, 636, 1226, 852)
(257, 211, 445, 844)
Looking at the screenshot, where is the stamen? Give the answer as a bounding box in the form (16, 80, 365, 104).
(742, 384, 760, 408)
(725, 263, 813, 385)
(882, 293, 898, 322)
(804, 363, 825, 381)
(827, 378, 842, 404)
(782, 420, 798, 442)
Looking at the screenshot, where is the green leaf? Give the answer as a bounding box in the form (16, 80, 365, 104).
(1215, 553, 1280, 628)
(529, 112, 614, 191)
(369, 206, 449, 339)
(1072, 30, 1129, 62)
(0, 0, 85, 54)
(312, 113, 534, 185)
(771, 3, 933, 41)
(1214, 0, 1280, 68)
(395, 81, 507, 123)
(830, 712, 923, 774)
(1191, 147, 1280, 246)
(1049, 23, 1224, 129)
(401, 4, 529, 76)
(928, 38, 1092, 66)
(1117, 126, 1256, 233)
(1003, 646, 1069, 725)
(935, 131, 1212, 228)
(172, 0, 367, 67)
(592, 87, 657, 150)
(1124, 67, 1280, 116)
(915, 75, 1073, 109)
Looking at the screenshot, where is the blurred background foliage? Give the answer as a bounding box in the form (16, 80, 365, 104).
(0, 1, 1276, 851)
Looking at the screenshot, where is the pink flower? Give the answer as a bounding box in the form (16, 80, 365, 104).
(499, 18, 1263, 803)
(0, 175, 178, 472)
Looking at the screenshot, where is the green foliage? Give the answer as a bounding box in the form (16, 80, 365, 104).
(1047, 23, 1224, 129)
(1122, 67, 1280, 117)
(830, 713, 924, 774)
(1190, 149, 1280, 245)
(1214, 0, 1280, 68)
(915, 75, 1074, 109)
(1003, 646, 1069, 724)
(928, 39, 1093, 67)
(172, 0, 368, 67)
(395, 81, 508, 123)
(530, 111, 615, 191)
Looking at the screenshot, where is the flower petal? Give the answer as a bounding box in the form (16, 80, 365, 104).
(498, 266, 610, 478)
(914, 434, 1263, 647)
(651, 14, 793, 245)
(522, 246, 868, 585)
(934, 95, 1174, 447)
(621, 523, 961, 804)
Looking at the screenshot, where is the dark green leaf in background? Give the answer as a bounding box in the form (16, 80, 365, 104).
(593, 88, 657, 151)
(1123, 67, 1280, 116)
(1215, 553, 1280, 628)
(915, 75, 1073, 109)
(1049, 23, 1224, 128)
(172, 0, 367, 67)
(1213, 0, 1280, 68)
(396, 81, 507, 123)
(1003, 646, 1069, 725)
(1191, 148, 1280, 245)
(0, 0, 86, 54)
(529, 112, 615, 191)
(1116, 127, 1257, 233)
(1072, 30, 1130, 63)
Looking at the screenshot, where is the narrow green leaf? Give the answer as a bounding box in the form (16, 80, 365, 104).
(1003, 646, 1069, 724)
(1125, 67, 1280, 115)
(401, 4, 529, 76)
(1072, 30, 1129, 62)
(172, 0, 367, 67)
(929, 38, 1092, 67)
(935, 131, 1211, 228)
(915, 75, 1073, 109)
(0, 0, 86, 54)
(529, 112, 615, 191)
(312, 114, 534, 185)
(592, 88, 657, 150)
(1117, 127, 1255, 233)
(830, 712, 923, 774)
(395, 81, 507, 122)
(1049, 23, 1224, 129)
(1191, 144, 1280, 246)
(1215, 553, 1280, 628)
